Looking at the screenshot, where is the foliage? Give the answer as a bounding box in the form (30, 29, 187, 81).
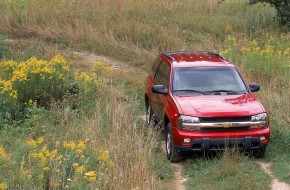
(220, 34, 289, 80)
(0, 0, 277, 67)
(0, 55, 102, 123)
(0, 36, 9, 59)
(249, 0, 290, 28)
(0, 137, 113, 189)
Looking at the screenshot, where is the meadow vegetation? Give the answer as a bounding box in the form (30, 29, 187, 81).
(0, 0, 289, 189)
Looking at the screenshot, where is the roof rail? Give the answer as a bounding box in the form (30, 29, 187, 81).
(162, 51, 226, 61)
(161, 52, 175, 61)
(207, 52, 226, 60)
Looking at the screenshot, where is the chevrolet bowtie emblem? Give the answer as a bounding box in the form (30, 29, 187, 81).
(223, 122, 232, 128)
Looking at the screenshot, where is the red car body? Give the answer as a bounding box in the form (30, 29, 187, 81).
(145, 51, 270, 162)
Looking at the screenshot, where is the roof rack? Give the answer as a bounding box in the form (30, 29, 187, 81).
(163, 51, 225, 60)
(161, 52, 175, 61)
(207, 52, 226, 60)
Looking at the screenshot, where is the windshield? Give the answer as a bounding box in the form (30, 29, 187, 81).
(172, 66, 247, 95)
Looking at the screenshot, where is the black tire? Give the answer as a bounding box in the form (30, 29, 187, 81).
(253, 147, 266, 158)
(146, 103, 152, 126)
(166, 123, 182, 162)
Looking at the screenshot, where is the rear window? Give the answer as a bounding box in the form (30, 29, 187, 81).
(149, 57, 160, 78)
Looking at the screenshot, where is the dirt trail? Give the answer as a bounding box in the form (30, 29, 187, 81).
(139, 114, 188, 190)
(161, 141, 188, 190)
(66, 50, 132, 71)
(257, 162, 290, 190)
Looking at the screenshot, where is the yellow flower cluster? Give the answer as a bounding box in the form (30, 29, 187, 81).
(85, 171, 97, 182)
(27, 136, 45, 149)
(63, 140, 86, 154)
(74, 72, 92, 82)
(98, 147, 113, 166)
(240, 39, 290, 57)
(23, 137, 112, 187)
(0, 182, 7, 190)
(0, 146, 9, 162)
(93, 61, 113, 75)
(0, 54, 70, 100)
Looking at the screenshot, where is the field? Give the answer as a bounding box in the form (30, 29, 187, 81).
(0, 0, 289, 189)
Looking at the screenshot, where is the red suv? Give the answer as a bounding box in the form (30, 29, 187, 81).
(145, 51, 270, 162)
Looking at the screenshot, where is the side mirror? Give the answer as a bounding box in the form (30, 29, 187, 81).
(249, 83, 260, 92)
(151, 85, 168, 95)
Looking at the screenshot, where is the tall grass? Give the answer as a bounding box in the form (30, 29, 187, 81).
(0, 0, 289, 188)
(0, 0, 277, 67)
(0, 55, 161, 189)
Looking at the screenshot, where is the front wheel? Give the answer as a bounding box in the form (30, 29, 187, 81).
(253, 147, 266, 158)
(166, 123, 182, 162)
(146, 103, 152, 126)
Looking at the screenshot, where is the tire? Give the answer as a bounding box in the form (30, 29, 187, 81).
(166, 123, 182, 162)
(146, 103, 152, 126)
(253, 147, 266, 158)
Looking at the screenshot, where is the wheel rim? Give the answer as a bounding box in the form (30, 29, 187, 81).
(146, 105, 151, 125)
(166, 131, 171, 156)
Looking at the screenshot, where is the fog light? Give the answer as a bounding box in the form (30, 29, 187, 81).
(184, 138, 191, 143)
(260, 136, 266, 141)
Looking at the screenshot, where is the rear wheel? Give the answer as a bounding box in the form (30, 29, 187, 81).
(166, 123, 182, 162)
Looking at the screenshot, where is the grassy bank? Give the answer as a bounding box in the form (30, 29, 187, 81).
(0, 0, 277, 67)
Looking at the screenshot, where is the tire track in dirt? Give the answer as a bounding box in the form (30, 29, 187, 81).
(160, 140, 188, 190)
(257, 162, 290, 190)
(64, 50, 132, 72)
(139, 115, 188, 190)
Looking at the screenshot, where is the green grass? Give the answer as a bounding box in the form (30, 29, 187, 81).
(0, 0, 289, 189)
(185, 152, 271, 190)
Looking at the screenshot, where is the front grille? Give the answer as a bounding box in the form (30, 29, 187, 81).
(200, 116, 251, 123)
(201, 126, 250, 132)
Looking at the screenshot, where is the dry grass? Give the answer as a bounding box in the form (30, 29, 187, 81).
(0, 0, 276, 67)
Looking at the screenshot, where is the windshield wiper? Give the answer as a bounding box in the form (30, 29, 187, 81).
(204, 90, 241, 94)
(173, 89, 206, 95)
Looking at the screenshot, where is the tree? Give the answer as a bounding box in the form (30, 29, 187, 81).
(249, 0, 290, 28)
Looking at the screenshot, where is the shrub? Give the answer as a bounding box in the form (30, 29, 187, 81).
(0, 55, 102, 123)
(249, 0, 290, 29)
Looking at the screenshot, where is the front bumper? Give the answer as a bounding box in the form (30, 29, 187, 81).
(175, 136, 268, 152)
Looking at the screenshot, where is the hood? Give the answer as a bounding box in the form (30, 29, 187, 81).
(174, 93, 264, 117)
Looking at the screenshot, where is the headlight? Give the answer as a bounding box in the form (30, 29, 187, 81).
(178, 115, 200, 131)
(250, 113, 268, 128)
(251, 113, 267, 122)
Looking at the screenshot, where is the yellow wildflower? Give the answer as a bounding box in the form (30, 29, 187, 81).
(98, 147, 109, 162)
(76, 165, 86, 174)
(85, 171, 96, 176)
(56, 155, 63, 160)
(88, 176, 96, 182)
(75, 140, 86, 154)
(42, 167, 50, 171)
(0, 182, 8, 190)
(10, 90, 18, 99)
(63, 140, 76, 149)
(28, 99, 33, 106)
(0, 147, 9, 161)
(37, 137, 45, 144)
(27, 139, 37, 149)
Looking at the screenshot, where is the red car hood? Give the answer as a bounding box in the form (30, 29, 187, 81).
(174, 93, 264, 117)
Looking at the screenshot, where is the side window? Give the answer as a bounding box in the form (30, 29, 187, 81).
(150, 57, 161, 78)
(154, 60, 170, 88)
